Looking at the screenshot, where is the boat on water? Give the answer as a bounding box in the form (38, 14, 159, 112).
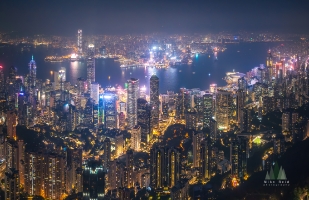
(192, 72, 195, 74)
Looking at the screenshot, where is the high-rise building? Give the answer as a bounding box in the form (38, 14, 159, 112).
(58, 67, 66, 91)
(103, 93, 118, 129)
(127, 78, 139, 129)
(150, 146, 180, 189)
(83, 98, 93, 127)
(230, 138, 239, 177)
(199, 139, 211, 183)
(150, 75, 160, 129)
(86, 44, 95, 93)
(282, 112, 290, 133)
(238, 136, 248, 181)
(91, 82, 99, 105)
(185, 109, 198, 130)
(193, 132, 204, 168)
(29, 56, 36, 87)
(24, 151, 44, 197)
(125, 150, 134, 188)
(7, 110, 17, 140)
(115, 133, 124, 157)
(77, 29, 83, 55)
(137, 98, 151, 147)
(237, 89, 245, 131)
(131, 125, 141, 152)
(5, 139, 19, 200)
(216, 90, 231, 131)
(83, 160, 105, 200)
(266, 50, 273, 84)
(102, 138, 111, 169)
(44, 153, 66, 200)
(203, 93, 213, 128)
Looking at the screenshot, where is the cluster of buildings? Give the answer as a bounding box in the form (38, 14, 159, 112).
(1, 29, 309, 199)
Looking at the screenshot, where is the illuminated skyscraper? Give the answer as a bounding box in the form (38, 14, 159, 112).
(216, 91, 231, 131)
(102, 138, 111, 169)
(58, 67, 66, 91)
(7, 110, 17, 140)
(44, 153, 66, 199)
(131, 125, 141, 152)
(127, 78, 139, 129)
(24, 151, 44, 197)
(193, 131, 204, 168)
(83, 98, 93, 127)
(266, 50, 273, 84)
(125, 150, 134, 188)
(86, 44, 95, 93)
(77, 29, 83, 55)
(91, 82, 99, 104)
(137, 98, 151, 147)
(5, 139, 19, 200)
(230, 138, 239, 177)
(103, 93, 118, 129)
(28, 56, 37, 94)
(115, 133, 124, 157)
(199, 139, 211, 182)
(237, 89, 245, 131)
(150, 75, 159, 129)
(203, 93, 213, 128)
(282, 112, 290, 133)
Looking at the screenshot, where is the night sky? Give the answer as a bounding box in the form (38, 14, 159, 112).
(1, 0, 309, 35)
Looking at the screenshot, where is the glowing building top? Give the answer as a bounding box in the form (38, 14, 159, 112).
(28, 55, 37, 87)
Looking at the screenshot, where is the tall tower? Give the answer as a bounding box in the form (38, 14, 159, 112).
(28, 55, 37, 92)
(102, 138, 111, 169)
(137, 98, 151, 147)
(237, 89, 245, 131)
(193, 131, 204, 168)
(131, 125, 141, 152)
(0, 65, 4, 95)
(150, 75, 159, 129)
(125, 149, 134, 188)
(266, 50, 273, 84)
(203, 93, 213, 128)
(7, 110, 17, 140)
(77, 29, 82, 55)
(86, 44, 95, 93)
(127, 78, 139, 129)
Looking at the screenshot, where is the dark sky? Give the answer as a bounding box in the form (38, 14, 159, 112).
(1, 0, 309, 35)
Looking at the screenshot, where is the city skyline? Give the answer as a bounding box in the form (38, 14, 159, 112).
(0, 1, 309, 199)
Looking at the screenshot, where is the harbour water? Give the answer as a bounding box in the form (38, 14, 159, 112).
(0, 42, 282, 93)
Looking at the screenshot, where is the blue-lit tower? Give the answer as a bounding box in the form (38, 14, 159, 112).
(103, 93, 118, 129)
(28, 55, 37, 89)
